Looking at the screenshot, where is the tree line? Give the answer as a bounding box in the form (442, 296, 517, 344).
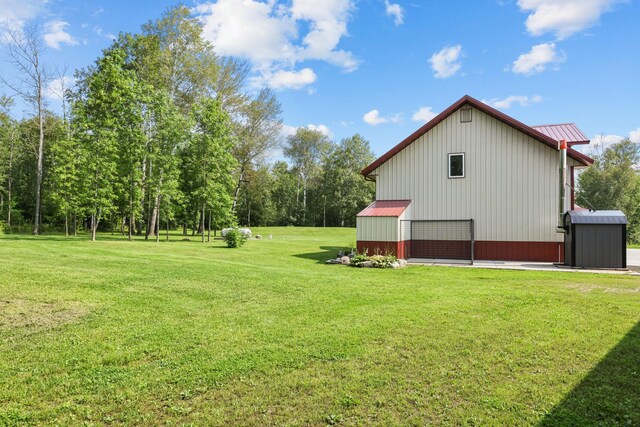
(576, 138, 640, 242)
(0, 6, 375, 240)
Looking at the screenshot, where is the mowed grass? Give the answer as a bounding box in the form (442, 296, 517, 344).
(0, 228, 638, 426)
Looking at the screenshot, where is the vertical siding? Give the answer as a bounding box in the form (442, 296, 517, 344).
(372, 107, 573, 242)
(356, 217, 399, 242)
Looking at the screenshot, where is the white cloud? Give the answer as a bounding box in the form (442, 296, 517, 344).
(94, 26, 116, 40)
(45, 76, 75, 100)
(518, 0, 622, 40)
(363, 109, 402, 126)
(281, 123, 332, 138)
(307, 124, 332, 137)
(429, 44, 462, 79)
(590, 134, 623, 153)
(412, 106, 437, 122)
(255, 68, 317, 90)
(290, 0, 358, 70)
(629, 128, 640, 144)
(482, 95, 543, 109)
(0, 0, 46, 28)
(43, 20, 78, 49)
(512, 42, 564, 75)
(384, 0, 404, 25)
(195, 0, 297, 68)
(363, 109, 387, 126)
(194, 0, 358, 91)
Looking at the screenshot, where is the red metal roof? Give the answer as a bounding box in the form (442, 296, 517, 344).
(531, 123, 590, 145)
(357, 200, 411, 217)
(361, 95, 593, 177)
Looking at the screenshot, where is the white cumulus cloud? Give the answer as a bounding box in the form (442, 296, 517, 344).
(629, 128, 640, 144)
(194, 0, 358, 91)
(512, 42, 564, 75)
(482, 95, 543, 109)
(412, 106, 437, 122)
(363, 109, 402, 126)
(281, 123, 331, 138)
(307, 124, 332, 137)
(45, 76, 76, 100)
(384, 0, 404, 25)
(255, 68, 317, 90)
(518, 0, 623, 40)
(43, 20, 78, 49)
(0, 0, 46, 28)
(429, 44, 462, 79)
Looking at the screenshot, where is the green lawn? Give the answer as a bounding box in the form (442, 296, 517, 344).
(0, 227, 638, 426)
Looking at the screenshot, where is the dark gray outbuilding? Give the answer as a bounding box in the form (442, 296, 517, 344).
(563, 210, 627, 269)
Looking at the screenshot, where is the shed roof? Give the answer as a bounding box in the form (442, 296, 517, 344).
(361, 95, 594, 177)
(566, 210, 627, 225)
(531, 123, 590, 145)
(357, 200, 411, 217)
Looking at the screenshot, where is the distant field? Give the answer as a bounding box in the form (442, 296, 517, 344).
(1, 227, 638, 426)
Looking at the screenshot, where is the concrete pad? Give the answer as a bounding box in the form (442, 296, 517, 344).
(407, 258, 639, 275)
(627, 249, 640, 267)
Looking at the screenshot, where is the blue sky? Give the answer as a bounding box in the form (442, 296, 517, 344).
(1, 0, 639, 157)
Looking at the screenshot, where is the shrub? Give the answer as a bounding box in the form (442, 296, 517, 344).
(224, 227, 247, 248)
(350, 253, 370, 267)
(369, 254, 398, 268)
(350, 252, 398, 268)
(0, 220, 6, 235)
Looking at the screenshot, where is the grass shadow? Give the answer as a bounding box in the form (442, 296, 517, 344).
(293, 246, 346, 264)
(539, 320, 640, 426)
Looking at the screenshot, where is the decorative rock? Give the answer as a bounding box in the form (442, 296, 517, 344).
(398, 259, 408, 267)
(391, 262, 400, 269)
(326, 259, 342, 264)
(360, 261, 374, 268)
(340, 256, 351, 265)
(255, 235, 262, 240)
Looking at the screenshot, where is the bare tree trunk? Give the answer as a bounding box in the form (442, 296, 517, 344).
(207, 210, 211, 242)
(201, 204, 205, 243)
(232, 164, 246, 213)
(91, 212, 98, 241)
(156, 197, 160, 243)
(73, 212, 76, 236)
(33, 72, 44, 235)
(7, 139, 13, 231)
(129, 213, 133, 241)
(148, 180, 162, 238)
(166, 218, 170, 241)
(302, 182, 307, 225)
(65, 214, 69, 236)
(183, 223, 187, 236)
(323, 195, 326, 227)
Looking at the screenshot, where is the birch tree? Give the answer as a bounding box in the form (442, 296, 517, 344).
(284, 128, 329, 225)
(189, 98, 236, 242)
(232, 88, 282, 212)
(0, 23, 51, 234)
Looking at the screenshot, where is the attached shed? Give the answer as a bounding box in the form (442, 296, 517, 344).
(564, 210, 627, 269)
(356, 200, 411, 258)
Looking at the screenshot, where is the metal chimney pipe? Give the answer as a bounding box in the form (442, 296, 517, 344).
(558, 139, 567, 231)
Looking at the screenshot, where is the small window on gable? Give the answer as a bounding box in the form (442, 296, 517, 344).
(460, 108, 472, 123)
(449, 153, 465, 178)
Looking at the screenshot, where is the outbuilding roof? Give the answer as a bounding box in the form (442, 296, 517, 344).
(361, 95, 594, 177)
(357, 200, 411, 217)
(566, 210, 627, 225)
(531, 123, 590, 145)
